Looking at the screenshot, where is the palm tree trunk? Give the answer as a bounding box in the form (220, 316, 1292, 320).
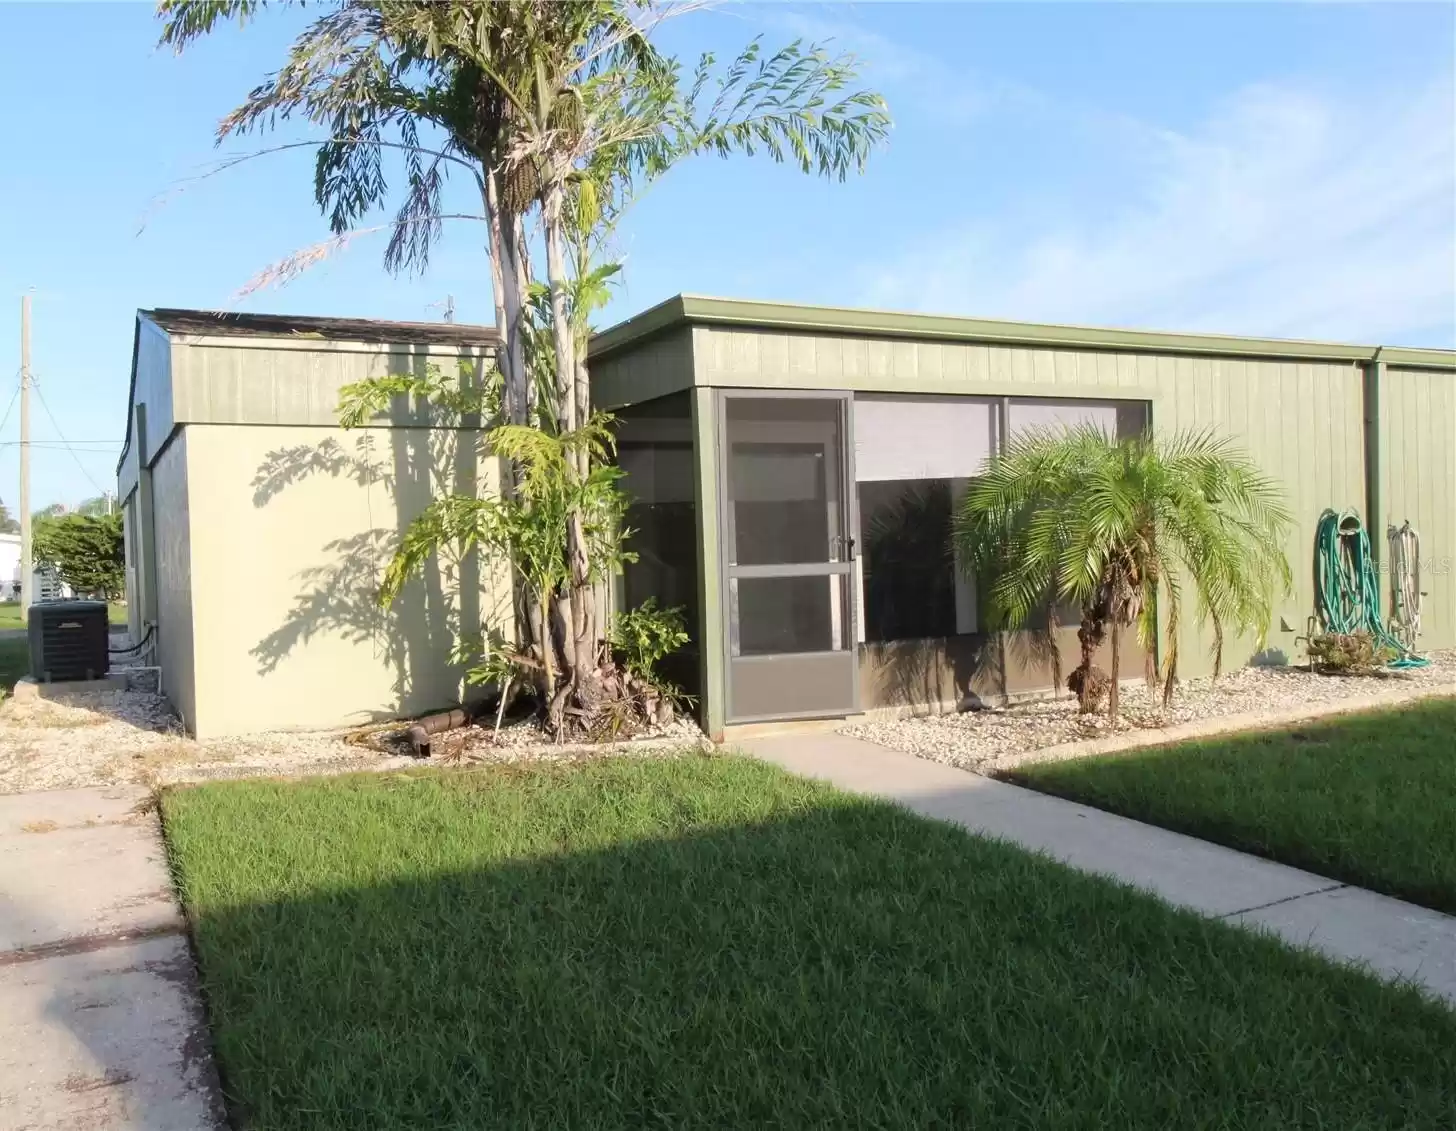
(483, 174, 529, 428)
(1107, 619, 1121, 721)
(1074, 611, 1105, 712)
(542, 180, 577, 440)
(542, 176, 598, 709)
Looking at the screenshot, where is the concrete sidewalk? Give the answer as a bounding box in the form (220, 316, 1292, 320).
(746, 732, 1456, 1006)
(0, 787, 224, 1130)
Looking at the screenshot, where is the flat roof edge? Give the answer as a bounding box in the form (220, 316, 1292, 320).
(589, 294, 1456, 370)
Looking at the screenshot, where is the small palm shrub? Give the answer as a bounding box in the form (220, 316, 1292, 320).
(955, 426, 1292, 720)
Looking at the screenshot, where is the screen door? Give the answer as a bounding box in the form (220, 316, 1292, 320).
(720, 393, 858, 722)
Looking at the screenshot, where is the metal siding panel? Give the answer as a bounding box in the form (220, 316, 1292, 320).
(917, 342, 944, 383)
(964, 345, 988, 384)
(816, 336, 844, 380)
(867, 341, 892, 381)
(891, 340, 917, 379)
(788, 334, 816, 375)
(759, 332, 790, 378)
(1030, 349, 1054, 385)
(944, 342, 970, 382)
(729, 330, 759, 376)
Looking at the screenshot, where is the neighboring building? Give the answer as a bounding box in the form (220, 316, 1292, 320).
(0, 534, 69, 603)
(0, 532, 18, 601)
(592, 296, 1456, 739)
(117, 310, 509, 738)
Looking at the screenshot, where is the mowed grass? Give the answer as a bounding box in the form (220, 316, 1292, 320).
(162, 756, 1454, 1130)
(0, 600, 128, 630)
(0, 637, 28, 692)
(1010, 698, 1456, 914)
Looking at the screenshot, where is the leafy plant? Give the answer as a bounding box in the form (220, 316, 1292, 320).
(956, 426, 1292, 720)
(161, 0, 887, 735)
(1307, 632, 1395, 675)
(610, 598, 689, 688)
(32, 512, 125, 598)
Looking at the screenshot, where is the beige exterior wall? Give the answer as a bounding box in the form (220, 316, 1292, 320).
(1382, 367, 1456, 650)
(179, 421, 511, 739)
(691, 325, 1371, 677)
(149, 432, 197, 732)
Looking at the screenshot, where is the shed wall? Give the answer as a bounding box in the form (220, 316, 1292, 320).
(692, 325, 1370, 676)
(149, 432, 196, 732)
(170, 339, 489, 427)
(117, 321, 174, 501)
(182, 421, 511, 738)
(1382, 367, 1456, 650)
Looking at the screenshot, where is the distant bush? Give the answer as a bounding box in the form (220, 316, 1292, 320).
(32, 512, 124, 599)
(1307, 632, 1394, 675)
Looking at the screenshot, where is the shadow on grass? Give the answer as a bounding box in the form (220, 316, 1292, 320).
(165, 766, 1456, 1130)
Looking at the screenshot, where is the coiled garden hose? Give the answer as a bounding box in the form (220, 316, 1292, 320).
(1388, 521, 1422, 651)
(1313, 508, 1428, 670)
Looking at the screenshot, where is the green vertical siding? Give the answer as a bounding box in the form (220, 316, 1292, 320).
(589, 327, 696, 410)
(1381, 367, 1456, 650)
(692, 325, 1375, 675)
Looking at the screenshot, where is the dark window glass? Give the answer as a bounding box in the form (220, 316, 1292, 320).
(614, 394, 699, 697)
(859, 479, 957, 643)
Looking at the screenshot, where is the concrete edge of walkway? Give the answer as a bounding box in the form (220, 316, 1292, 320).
(743, 730, 1456, 1008)
(986, 683, 1456, 774)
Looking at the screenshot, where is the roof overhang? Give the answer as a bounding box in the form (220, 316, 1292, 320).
(590, 294, 1456, 370)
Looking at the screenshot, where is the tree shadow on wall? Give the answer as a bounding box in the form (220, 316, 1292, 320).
(247, 355, 495, 721)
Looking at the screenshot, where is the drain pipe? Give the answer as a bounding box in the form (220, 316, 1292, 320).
(407, 705, 484, 757)
(1363, 347, 1384, 582)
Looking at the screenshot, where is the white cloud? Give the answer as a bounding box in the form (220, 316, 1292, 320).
(759, 6, 997, 125)
(856, 77, 1456, 346)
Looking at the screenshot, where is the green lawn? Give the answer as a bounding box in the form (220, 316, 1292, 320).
(163, 756, 1454, 1130)
(0, 600, 128, 630)
(0, 636, 27, 692)
(1009, 699, 1456, 914)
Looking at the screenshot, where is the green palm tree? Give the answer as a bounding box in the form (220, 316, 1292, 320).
(954, 426, 1292, 720)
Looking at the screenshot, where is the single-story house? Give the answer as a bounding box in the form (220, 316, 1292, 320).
(117, 310, 508, 738)
(119, 297, 1455, 740)
(595, 296, 1455, 739)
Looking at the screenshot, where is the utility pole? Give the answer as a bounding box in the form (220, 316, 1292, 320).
(18, 294, 31, 610)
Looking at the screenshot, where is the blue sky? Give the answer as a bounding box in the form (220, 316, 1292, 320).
(1, 1, 1452, 510)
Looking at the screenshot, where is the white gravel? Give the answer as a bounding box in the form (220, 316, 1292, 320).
(0, 679, 708, 795)
(843, 651, 1456, 774)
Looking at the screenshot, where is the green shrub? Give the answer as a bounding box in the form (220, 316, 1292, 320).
(609, 599, 689, 691)
(1307, 632, 1394, 674)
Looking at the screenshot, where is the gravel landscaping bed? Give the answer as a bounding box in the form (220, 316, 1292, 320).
(843, 650, 1456, 774)
(0, 683, 707, 794)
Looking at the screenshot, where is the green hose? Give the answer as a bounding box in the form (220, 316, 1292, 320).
(1313, 508, 1429, 670)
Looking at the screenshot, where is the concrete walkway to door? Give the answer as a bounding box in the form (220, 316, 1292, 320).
(0, 786, 225, 1130)
(744, 732, 1456, 1007)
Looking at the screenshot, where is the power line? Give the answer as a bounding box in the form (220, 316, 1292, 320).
(0, 440, 120, 447)
(0, 385, 17, 438)
(30, 377, 110, 499)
